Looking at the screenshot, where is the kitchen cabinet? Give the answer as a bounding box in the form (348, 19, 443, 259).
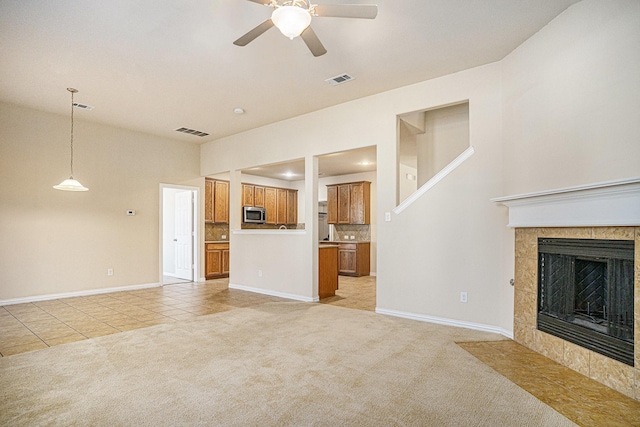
(286, 190, 297, 225)
(264, 187, 277, 224)
(338, 242, 370, 277)
(327, 186, 337, 224)
(205, 242, 229, 279)
(254, 186, 265, 208)
(205, 179, 229, 224)
(276, 188, 287, 224)
(242, 183, 297, 225)
(242, 184, 254, 207)
(327, 181, 370, 225)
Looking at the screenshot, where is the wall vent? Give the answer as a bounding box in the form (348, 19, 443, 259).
(325, 73, 354, 86)
(174, 127, 210, 137)
(73, 103, 94, 110)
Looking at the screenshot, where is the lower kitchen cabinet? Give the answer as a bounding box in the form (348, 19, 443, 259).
(338, 242, 370, 277)
(205, 243, 229, 279)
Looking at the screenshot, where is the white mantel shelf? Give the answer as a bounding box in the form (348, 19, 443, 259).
(491, 177, 640, 228)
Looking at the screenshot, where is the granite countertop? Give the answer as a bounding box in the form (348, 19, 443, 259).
(205, 240, 229, 244)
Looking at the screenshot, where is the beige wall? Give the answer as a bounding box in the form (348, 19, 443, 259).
(200, 0, 639, 333)
(0, 102, 200, 301)
(501, 0, 640, 195)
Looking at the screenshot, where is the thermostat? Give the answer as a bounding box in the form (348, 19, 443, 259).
(126, 210, 136, 216)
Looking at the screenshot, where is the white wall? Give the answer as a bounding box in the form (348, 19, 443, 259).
(501, 0, 640, 195)
(417, 103, 470, 186)
(201, 1, 639, 333)
(0, 102, 200, 301)
(200, 60, 508, 326)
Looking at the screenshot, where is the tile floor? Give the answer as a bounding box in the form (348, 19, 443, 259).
(458, 340, 640, 427)
(2, 276, 639, 426)
(0, 276, 373, 357)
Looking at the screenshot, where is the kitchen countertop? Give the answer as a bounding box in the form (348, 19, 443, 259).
(320, 240, 370, 244)
(205, 240, 229, 244)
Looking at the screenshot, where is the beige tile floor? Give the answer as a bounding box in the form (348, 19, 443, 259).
(459, 340, 640, 427)
(2, 275, 639, 426)
(0, 276, 374, 357)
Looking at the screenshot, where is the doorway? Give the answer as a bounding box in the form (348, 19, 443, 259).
(161, 185, 199, 284)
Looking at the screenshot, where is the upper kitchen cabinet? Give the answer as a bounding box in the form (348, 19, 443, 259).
(205, 178, 229, 224)
(242, 183, 297, 225)
(327, 181, 371, 225)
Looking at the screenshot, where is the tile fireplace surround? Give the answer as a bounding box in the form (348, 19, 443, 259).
(494, 178, 640, 401)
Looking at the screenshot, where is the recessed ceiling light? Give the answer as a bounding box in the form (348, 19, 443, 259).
(233, 107, 245, 114)
(359, 161, 374, 166)
(283, 172, 295, 178)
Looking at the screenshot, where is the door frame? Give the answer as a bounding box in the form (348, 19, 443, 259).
(160, 184, 200, 285)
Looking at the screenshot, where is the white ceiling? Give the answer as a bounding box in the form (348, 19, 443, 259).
(0, 0, 580, 147)
(242, 145, 376, 180)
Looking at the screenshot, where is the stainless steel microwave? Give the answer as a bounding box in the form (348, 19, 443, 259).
(243, 206, 266, 223)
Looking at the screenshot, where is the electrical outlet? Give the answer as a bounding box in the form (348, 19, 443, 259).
(350, 235, 355, 240)
(258, 269, 262, 277)
(221, 234, 227, 239)
(385, 212, 391, 222)
(107, 268, 114, 276)
(460, 292, 468, 303)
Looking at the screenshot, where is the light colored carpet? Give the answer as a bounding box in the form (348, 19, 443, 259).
(0, 302, 576, 426)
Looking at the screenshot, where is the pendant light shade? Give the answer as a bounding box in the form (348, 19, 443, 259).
(54, 88, 88, 192)
(271, 6, 312, 39)
(53, 178, 89, 191)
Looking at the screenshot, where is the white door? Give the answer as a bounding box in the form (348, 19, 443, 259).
(174, 191, 193, 281)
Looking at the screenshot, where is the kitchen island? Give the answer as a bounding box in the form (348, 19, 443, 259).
(318, 244, 339, 299)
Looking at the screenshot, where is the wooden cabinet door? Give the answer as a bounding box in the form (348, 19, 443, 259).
(205, 247, 222, 277)
(286, 190, 297, 224)
(350, 182, 370, 224)
(337, 184, 351, 224)
(205, 180, 214, 222)
(276, 188, 287, 224)
(264, 187, 277, 224)
(222, 249, 230, 274)
(213, 181, 229, 224)
(327, 185, 338, 224)
(338, 247, 357, 275)
(254, 186, 265, 208)
(242, 184, 254, 207)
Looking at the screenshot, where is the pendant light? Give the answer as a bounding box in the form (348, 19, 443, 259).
(54, 88, 89, 191)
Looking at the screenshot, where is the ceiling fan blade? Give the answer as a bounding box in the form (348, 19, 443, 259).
(233, 19, 275, 46)
(314, 4, 378, 19)
(300, 26, 327, 57)
(246, 0, 272, 4)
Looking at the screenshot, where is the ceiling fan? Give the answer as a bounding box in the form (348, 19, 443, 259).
(233, 0, 378, 57)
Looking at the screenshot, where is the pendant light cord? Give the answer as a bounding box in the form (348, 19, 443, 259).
(70, 89, 75, 177)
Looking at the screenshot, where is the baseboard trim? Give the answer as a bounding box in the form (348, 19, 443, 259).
(228, 283, 319, 303)
(0, 282, 162, 306)
(375, 307, 513, 339)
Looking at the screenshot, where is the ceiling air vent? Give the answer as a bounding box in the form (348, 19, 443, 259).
(325, 73, 354, 86)
(174, 127, 210, 137)
(73, 102, 94, 110)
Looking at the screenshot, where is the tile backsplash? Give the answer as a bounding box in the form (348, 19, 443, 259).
(333, 224, 370, 242)
(205, 223, 229, 241)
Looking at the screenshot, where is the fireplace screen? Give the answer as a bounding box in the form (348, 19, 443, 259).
(538, 238, 634, 366)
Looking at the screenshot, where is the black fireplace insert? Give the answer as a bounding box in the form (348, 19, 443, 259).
(537, 238, 635, 366)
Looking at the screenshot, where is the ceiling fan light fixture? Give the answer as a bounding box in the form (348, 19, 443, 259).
(272, 5, 311, 39)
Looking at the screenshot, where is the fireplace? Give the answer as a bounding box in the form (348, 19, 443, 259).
(493, 177, 640, 400)
(537, 238, 635, 366)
